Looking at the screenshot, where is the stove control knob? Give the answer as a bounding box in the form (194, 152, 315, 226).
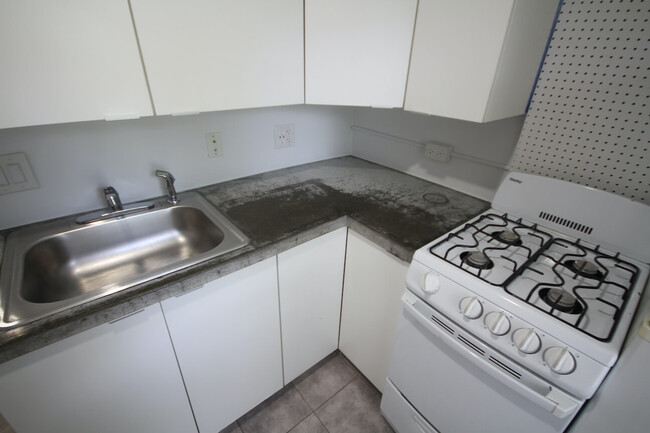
(484, 312, 510, 336)
(459, 297, 483, 320)
(422, 272, 441, 295)
(543, 347, 576, 375)
(512, 328, 541, 354)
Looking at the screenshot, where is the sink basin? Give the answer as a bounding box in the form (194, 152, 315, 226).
(0, 192, 248, 328)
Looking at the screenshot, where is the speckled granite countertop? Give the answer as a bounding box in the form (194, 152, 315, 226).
(0, 156, 489, 363)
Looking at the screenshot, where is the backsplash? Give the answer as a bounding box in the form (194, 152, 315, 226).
(509, 0, 649, 203)
(0, 105, 353, 230)
(351, 107, 525, 201)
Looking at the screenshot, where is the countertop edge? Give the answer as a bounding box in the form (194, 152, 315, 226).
(0, 217, 354, 363)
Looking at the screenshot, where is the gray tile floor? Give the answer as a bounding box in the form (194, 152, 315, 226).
(223, 351, 395, 433)
(0, 351, 393, 433)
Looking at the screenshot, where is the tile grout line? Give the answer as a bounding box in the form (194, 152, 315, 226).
(285, 353, 358, 433)
(285, 386, 314, 433)
(292, 353, 359, 412)
(312, 411, 332, 433)
(233, 352, 383, 433)
(309, 375, 359, 414)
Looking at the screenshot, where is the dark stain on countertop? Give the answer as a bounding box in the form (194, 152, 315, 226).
(0, 156, 489, 362)
(202, 157, 489, 255)
(222, 179, 450, 252)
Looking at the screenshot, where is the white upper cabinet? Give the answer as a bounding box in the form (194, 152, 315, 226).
(404, 0, 558, 123)
(0, 0, 153, 130)
(305, 0, 417, 108)
(130, 0, 304, 115)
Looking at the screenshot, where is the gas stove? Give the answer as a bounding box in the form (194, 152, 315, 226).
(406, 172, 650, 401)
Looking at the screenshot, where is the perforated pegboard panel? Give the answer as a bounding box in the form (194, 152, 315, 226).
(509, 0, 649, 203)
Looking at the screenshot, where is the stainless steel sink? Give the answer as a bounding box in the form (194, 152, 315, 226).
(0, 192, 248, 328)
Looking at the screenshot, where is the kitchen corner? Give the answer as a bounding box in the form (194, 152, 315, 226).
(2, 0, 645, 431)
(0, 156, 488, 363)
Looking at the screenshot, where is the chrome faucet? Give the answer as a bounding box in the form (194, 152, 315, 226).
(103, 186, 123, 211)
(77, 184, 154, 224)
(155, 170, 179, 205)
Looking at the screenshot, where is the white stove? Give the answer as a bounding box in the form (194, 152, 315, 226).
(381, 172, 650, 433)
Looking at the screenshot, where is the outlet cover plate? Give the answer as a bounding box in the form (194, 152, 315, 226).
(425, 142, 453, 162)
(205, 132, 223, 158)
(0, 152, 39, 195)
(275, 124, 295, 149)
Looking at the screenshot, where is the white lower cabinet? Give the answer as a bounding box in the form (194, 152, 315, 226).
(161, 257, 283, 433)
(277, 227, 347, 383)
(339, 230, 409, 392)
(0, 228, 409, 432)
(0, 304, 196, 433)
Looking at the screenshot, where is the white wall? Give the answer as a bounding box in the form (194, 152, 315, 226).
(0, 105, 354, 230)
(351, 107, 525, 201)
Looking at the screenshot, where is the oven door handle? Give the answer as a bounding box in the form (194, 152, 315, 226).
(401, 294, 580, 418)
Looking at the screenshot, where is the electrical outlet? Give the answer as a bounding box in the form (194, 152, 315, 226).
(275, 124, 295, 149)
(424, 142, 454, 162)
(205, 132, 223, 158)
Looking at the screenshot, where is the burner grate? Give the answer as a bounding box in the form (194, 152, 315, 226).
(429, 213, 553, 286)
(513, 239, 639, 341)
(429, 213, 640, 341)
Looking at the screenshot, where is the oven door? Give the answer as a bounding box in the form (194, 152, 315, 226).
(381, 290, 583, 433)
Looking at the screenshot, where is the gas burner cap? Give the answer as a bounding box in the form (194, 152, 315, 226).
(460, 251, 494, 270)
(492, 230, 522, 246)
(565, 259, 604, 280)
(540, 288, 584, 315)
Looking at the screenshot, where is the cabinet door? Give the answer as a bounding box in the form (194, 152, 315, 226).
(278, 227, 347, 383)
(130, 0, 304, 115)
(339, 230, 408, 392)
(0, 304, 196, 433)
(305, 0, 417, 107)
(0, 0, 152, 129)
(161, 257, 283, 433)
(404, 0, 557, 122)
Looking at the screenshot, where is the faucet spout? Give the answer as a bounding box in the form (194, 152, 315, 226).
(103, 186, 123, 211)
(155, 170, 179, 205)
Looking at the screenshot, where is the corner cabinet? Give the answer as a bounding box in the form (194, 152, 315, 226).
(305, 0, 417, 108)
(277, 227, 347, 383)
(160, 257, 283, 433)
(0, 304, 196, 433)
(0, 0, 152, 130)
(339, 230, 408, 392)
(130, 0, 304, 115)
(404, 0, 558, 122)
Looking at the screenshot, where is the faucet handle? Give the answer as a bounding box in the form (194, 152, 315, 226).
(155, 170, 175, 183)
(155, 170, 179, 205)
(103, 186, 123, 211)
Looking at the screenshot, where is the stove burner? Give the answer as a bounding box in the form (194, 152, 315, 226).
(460, 251, 494, 270)
(565, 259, 604, 280)
(492, 230, 522, 246)
(540, 288, 584, 314)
